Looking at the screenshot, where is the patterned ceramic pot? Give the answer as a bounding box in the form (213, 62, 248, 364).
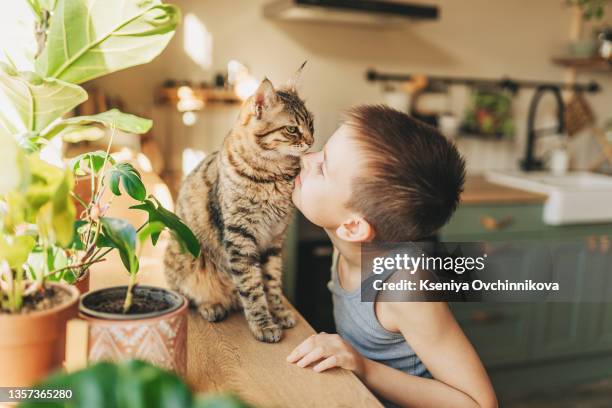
(77, 286, 188, 376)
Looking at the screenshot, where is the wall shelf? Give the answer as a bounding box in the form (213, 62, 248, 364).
(552, 56, 612, 71)
(156, 86, 242, 109)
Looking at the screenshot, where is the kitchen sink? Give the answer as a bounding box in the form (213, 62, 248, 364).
(486, 171, 612, 225)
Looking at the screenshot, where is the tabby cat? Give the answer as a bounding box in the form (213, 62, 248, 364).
(164, 65, 314, 343)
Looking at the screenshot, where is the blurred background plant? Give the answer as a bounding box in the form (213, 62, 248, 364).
(18, 360, 253, 408)
(461, 90, 515, 139)
(567, 0, 610, 21)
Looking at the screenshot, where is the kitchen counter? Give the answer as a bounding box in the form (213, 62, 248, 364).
(461, 175, 546, 205)
(187, 302, 381, 408)
(91, 242, 382, 408)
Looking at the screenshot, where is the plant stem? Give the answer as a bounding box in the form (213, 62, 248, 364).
(123, 271, 137, 314)
(95, 126, 115, 202)
(122, 221, 149, 314)
(87, 221, 102, 259)
(70, 192, 88, 212)
(44, 258, 106, 279)
(84, 155, 97, 247)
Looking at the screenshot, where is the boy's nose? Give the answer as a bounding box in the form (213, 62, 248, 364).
(300, 152, 314, 172)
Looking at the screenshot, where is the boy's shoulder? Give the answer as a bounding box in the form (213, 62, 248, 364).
(379, 300, 451, 336)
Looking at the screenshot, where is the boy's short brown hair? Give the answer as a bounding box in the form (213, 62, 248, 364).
(345, 105, 465, 241)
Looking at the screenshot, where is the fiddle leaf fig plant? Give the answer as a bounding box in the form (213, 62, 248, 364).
(0, 0, 198, 314)
(34, 0, 181, 84)
(0, 62, 87, 139)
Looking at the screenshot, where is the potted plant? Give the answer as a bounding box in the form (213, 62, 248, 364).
(566, 0, 610, 57)
(18, 360, 251, 408)
(461, 90, 515, 139)
(71, 164, 200, 374)
(0, 136, 82, 387)
(1, 0, 194, 386)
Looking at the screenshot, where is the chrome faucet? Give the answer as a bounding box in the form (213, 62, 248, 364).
(520, 85, 565, 171)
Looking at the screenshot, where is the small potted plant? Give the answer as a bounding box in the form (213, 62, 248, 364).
(1, 0, 186, 386)
(566, 0, 610, 57)
(70, 150, 200, 374)
(461, 90, 515, 139)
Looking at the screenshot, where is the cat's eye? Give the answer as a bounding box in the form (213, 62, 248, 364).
(285, 126, 299, 134)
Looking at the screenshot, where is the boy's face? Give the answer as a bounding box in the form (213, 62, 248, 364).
(292, 124, 364, 230)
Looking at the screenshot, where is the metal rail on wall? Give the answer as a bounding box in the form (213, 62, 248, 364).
(366, 69, 601, 94)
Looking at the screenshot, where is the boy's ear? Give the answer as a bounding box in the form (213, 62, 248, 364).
(285, 60, 307, 93)
(252, 78, 277, 120)
(335, 215, 375, 243)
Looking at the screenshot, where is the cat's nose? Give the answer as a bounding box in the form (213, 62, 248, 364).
(304, 133, 314, 147)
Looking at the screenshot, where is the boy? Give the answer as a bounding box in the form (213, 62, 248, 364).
(287, 105, 497, 408)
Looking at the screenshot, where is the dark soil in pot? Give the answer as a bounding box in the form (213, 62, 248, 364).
(0, 285, 73, 315)
(80, 285, 184, 320)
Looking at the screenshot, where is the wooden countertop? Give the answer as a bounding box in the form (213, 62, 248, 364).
(461, 175, 547, 205)
(187, 303, 382, 408)
(90, 242, 382, 408)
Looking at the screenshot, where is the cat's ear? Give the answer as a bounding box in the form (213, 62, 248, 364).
(285, 60, 307, 93)
(252, 78, 276, 120)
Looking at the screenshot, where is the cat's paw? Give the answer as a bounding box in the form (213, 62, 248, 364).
(249, 322, 282, 343)
(198, 303, 229, 322)
(272, 308, 296, 329)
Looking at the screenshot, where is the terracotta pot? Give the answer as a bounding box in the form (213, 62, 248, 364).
(73, 176, 93, 217)
(71, 286, 188, 376)
(0, 283, 79, 387)
(74, 269, 90, 294)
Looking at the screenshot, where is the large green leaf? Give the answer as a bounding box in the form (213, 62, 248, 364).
(130, 197, 200, 258)
(0, 129, 29, 195)
(108, 162, 147, 201)
(35, 173, 76, 247)
(19, 360, 252, 408)
(24, 156, 76, 246)
(36, 0, 181, 84)
(43, 109, 153, 141)
(25, 156, 66, 214)
(0, 235, 36, 269)
(0, 63, 87, 134)
(137, 221, 166, 246)
(71, 150, 116, 176)
(100, 217, 138, 274)
(51, 125, 106, 143)
(20, 360, 194, 408)
(50, 171, 77, 246)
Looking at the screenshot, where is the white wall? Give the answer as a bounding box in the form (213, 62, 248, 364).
(92, 0, 612, 174)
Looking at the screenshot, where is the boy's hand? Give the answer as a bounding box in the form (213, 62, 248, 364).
(286, 332, 365, 376)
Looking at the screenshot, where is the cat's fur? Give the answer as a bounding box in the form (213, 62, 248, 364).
(164, 67, 314, 343)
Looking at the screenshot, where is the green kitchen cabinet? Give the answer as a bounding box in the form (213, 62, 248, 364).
(450, 302, 533, 365)
(580, 248, 612, 353)
(441, 201, 612, 399)
(530, 242, 590, 359)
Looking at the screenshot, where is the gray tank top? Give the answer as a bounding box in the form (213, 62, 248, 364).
(327, 250, 432, 407)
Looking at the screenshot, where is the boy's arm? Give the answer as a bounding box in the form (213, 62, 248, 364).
(287, 302, 497, 408)
(366, 301, 497, 408)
